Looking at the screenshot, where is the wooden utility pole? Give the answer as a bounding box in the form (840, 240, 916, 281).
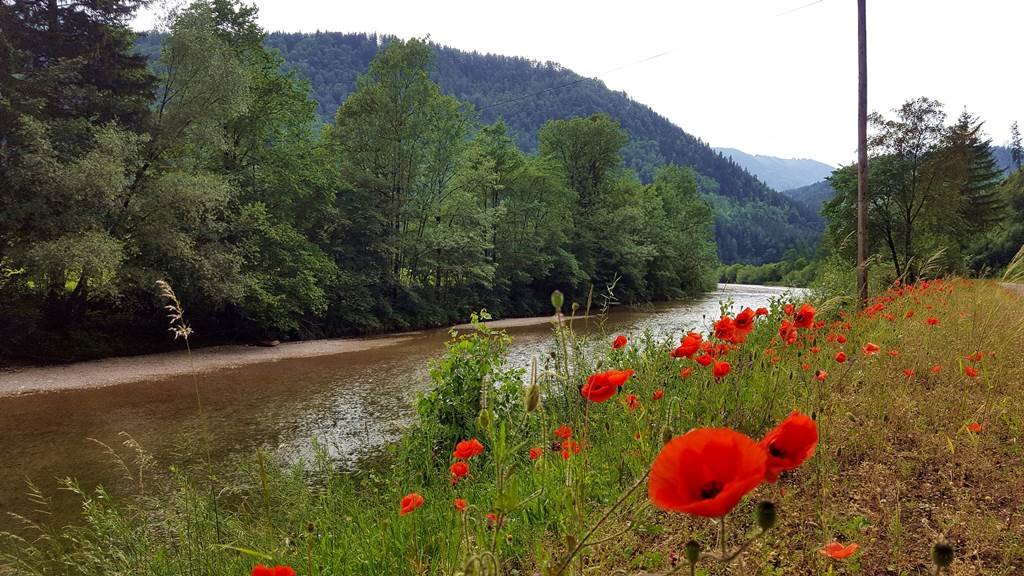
(856, 0, 869, 308)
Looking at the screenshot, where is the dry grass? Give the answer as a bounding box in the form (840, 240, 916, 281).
(649, 280, 1024, 575)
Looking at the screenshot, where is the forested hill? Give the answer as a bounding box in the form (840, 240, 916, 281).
(136, 31, 823, 264)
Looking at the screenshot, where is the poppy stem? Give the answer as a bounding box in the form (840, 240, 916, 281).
(551, 469, 650, 576)
(719, 517, 727, 559)
(717, 528, 769, 563)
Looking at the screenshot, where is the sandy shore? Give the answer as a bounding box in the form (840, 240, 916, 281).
(0, 314, 567, 398)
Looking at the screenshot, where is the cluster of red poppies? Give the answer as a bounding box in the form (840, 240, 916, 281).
(649, 411, 818, 518)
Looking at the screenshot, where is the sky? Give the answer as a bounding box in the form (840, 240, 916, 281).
(134, 0, 1023, 167)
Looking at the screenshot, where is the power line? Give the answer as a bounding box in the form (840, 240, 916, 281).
(477, 50, 673, 112)
(478, 0, 828, 113)
(775, 0, 827, 18)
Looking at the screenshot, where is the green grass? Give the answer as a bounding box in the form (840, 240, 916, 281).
(3, 279, 1023, 575)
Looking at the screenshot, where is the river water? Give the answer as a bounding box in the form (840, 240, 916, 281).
(0, 283, 795, 533)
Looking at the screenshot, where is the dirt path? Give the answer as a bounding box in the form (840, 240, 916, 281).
(1003, 282, 1024, 297)
(0, 314, 565, 398)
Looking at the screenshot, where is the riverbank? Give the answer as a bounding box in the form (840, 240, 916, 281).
(0, 313, 575, 398)
(4, 279, 1021, 575)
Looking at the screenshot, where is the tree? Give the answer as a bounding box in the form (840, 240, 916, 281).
(824, 99, 1008, 279)
(331, 37, 471, 294)
(941, 111, 1006, 241)
(539, 114, 629, 285)
(865, 97, 948, 278)
(0, 0, 155, 139)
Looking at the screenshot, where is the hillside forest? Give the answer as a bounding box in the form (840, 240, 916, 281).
(2, 0, 1022, 361)
(1, 1, 720, 360)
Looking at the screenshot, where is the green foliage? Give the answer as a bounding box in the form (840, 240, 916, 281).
(416, 312, 522, 448)
(823, 98, 1011, 280)
(965, 168, 1024, 274)
(719, 248, 820, 288)
(197, 31, 823, 265)
(1, 2, 725, 361)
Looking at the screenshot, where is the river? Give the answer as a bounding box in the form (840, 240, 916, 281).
(0, 283, 795, 534)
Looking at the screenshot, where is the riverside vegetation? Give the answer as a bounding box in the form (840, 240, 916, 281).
(3, 266, 1024, 575)
(0, 0, 718, 362)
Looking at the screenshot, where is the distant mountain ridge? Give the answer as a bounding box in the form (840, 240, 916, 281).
(714, 147, 835, 192)
(135, 31, 826, 264)
(781, 180, 836, 211)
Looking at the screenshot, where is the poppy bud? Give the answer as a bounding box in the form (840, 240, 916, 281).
(477, 408, 493, 431)
(684, 540, 701, 564)
(525, 383, 540, 412)
(550, 290, 564, 313)
(932, 540, 954, 568)
(755, 500, 777, 530)
(571, 302, 579, 314)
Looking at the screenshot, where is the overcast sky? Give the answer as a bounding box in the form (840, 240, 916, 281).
(134, 0, 1022, 167)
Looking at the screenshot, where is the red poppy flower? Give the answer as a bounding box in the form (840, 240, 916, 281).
(652, 389, 665, 400)
(862, 342, 880, 356)
(626, 393, 640, 411)
(680, 367, 693, 379)
(529, 447, 543, 460)
(836, 334, 847, 344)
(778, 320, 798, 345)
(903, 368, 915, 378)
(966, 351, 984, 362)
(714, 315, 737, 343)
(926, 317, 940, 326)
(454, 498, 468, 512)
(814, 370, 828, 381)
(561, 439, 581, 459)
(820, 541, 860, 559)
(964, 365, 979, 378)
(904, 309, 914, 318)
(649, 428, 767, 517)
(612, 334, 628, 349)
(810, 346, 820, 354)
(734, 307, 755, 333)
(695, 354, 714, 367)
(794, 303, 816, 329)
(784, 303, 795, 316)
(967, 422, 983, 433)
(760, 411, 818, 482)
(581, 369, 634, 402)
(400, 492, 424, 516)
(450, 461, 469, 483)
(834, 351, 847, 363)
(674, 332, 703, 358)
(554, 425, 572, 439)
(252, 566, 296, 576)
(888, 349, 900, 357)
(801, 363, 811, 371)
(931, 364, 942, 374)
(712, 360, 730, 379)
(453, 438, 484, 459)
(755, 307, 769, 316)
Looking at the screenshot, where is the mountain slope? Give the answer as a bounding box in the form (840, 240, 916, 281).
(781, 180, 837, 211)
(136, 31, 824, 264)
(714, 147, 834, 191)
